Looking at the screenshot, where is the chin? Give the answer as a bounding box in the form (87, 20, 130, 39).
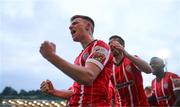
(113, 52, 119, 57)
(72, 37, 79, 42)
(152, 71, 158, 75)
(72, 35, 77, 41)
(73, 39, 79, 42)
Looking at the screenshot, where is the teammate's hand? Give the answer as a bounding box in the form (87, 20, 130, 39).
(111, 41, 124, 53)
(110, 41, 125, 55)
(40, 80, 54, 94)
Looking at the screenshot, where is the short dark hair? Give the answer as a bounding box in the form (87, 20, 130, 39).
(109, 35, 125, 47)
(70, 15, 95, 34)
(150, 57, 165, 66)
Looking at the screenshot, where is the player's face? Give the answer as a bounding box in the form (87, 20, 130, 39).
(109, 38, 123, 57)
(69, 18, 87, 42)
(150, 59, 164, 75)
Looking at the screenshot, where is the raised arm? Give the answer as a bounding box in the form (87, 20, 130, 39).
(111, 41, 152, 74)
(40, 41, 101, 85)
(124, 52, 152, 74)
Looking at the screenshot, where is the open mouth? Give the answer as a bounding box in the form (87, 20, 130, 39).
(71, 29, 76, 35)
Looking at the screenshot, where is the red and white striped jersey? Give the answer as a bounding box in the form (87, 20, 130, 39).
(152, 72, 180, 106)
(68, 40, 113, 107)
(112, 57, 149, 107)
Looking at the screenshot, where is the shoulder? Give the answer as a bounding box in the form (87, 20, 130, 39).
(92, 40, 111, 54)
(166, 72, 179, 78)
(95, 40, 109, 48)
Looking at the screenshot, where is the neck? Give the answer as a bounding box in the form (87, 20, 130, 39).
(81, 34, 94, 49)
(114, 55, 124, 66)
(156, 71, 165, 80)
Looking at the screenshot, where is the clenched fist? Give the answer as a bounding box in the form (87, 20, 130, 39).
(40, 41, 56, 59)
(40, 80, 54, 94)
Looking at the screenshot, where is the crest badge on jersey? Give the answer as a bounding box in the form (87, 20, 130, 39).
(82, 52, 89, 60)
(125, 65, 132, 72)
(163, 83, 168, 89)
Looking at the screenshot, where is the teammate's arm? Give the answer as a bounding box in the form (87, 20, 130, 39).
(111, 41, 152, 73)
(40, 80, 73, 99)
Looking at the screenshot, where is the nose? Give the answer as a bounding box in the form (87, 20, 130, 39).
(109, 45, 115, 51)
(69, 25, 73, 30)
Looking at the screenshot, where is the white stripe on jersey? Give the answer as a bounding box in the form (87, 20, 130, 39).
(78, 41, 97, 106)
(161, 79, 169, 107)
(154, 80, 159, 104)
(112, 64, 122, 107)
(78, 85, 84, 107)
(122, 63, 134, 107)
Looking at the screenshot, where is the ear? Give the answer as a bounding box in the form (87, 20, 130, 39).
(85, 23, 91, 31)
(160, 63, 165, 69)
(162, 64, 165, 68)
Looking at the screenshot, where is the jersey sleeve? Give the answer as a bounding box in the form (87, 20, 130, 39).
(131, 55, 142, 72)
(86, 41, 111, 70)
(68, 86, 74, 91)
(170, 73, 180, 91)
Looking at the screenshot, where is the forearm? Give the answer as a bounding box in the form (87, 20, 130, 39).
(46, 53, 94, 85)
(124, 52, 152, 73)
(49, 89, 73, 99)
